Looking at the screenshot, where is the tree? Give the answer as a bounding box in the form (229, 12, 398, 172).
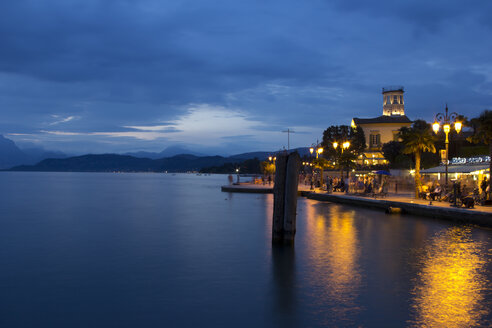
(467, 110, 492, 199)
(260, 161, 275, 175)
(321, 125, 366, 177)
(398, 120, 437, 197)
(382, 141, 403, 167)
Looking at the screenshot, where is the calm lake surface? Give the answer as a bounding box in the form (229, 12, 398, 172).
(1, 172, 491, 327)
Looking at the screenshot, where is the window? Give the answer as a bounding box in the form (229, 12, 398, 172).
(394, 95, 399, 104)
(370, 134, 381, 148)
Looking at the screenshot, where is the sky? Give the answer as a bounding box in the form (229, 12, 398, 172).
(1, 0, 491, 155)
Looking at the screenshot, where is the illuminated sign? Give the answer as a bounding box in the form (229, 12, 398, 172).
(450, 156, 490, 165)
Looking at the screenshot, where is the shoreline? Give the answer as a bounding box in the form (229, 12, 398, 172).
(222, 184, 492, 228)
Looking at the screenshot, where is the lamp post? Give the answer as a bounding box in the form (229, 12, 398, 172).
(309, 147, 314, 190)
(310, 143, 324, 189)
(433, 105, 462, 191)
(333, 140, 350, 175)
(334, 140, 351, 193)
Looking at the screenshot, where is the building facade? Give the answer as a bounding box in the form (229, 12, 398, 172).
(352, 87, 412, 165)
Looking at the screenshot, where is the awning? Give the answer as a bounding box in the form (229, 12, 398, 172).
(421, 164, 490, 174)
(361, 152, 385, 160)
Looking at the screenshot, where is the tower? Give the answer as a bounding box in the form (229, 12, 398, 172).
(382, 86, 404, 116)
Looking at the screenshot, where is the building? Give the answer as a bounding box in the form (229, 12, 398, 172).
(351, 86, 412, 165)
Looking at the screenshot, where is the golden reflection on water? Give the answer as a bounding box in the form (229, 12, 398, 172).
(304, 203, 362, 324)
(410, 226, 490, 328)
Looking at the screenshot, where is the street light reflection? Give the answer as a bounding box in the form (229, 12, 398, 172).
(305, 204, 362, 325)
(409, 227, 490, 328)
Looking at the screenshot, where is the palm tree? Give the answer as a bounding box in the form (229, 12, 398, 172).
(467, 110, 492, 200)
(399, 120, 437, 197)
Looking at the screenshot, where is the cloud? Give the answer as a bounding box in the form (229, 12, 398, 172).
(49, 115, 79, 125)
(1, 1, 491, 154)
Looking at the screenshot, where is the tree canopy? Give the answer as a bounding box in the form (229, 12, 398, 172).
(321, 125, 365, 160)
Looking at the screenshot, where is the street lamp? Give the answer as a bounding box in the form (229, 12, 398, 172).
(433, 105, 462, 191)
(333, 140, 351, 193)
(310, 142, 324, 189)
(309, 148, 314, 190)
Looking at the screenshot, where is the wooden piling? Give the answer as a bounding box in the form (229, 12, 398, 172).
(283, 152, 301, 242)
(272, 152, 300, 244)
(272, 154, 287, 242)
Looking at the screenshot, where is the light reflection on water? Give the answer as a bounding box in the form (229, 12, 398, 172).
(1, 173, 492, 327)
(409, 227, 491, 328)
(303, 203, 362, 325)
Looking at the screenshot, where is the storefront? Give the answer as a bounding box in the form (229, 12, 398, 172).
(420, 156, 490, 191)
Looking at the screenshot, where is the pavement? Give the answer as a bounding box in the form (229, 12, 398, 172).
(225, 182, 492, 215)
(309, 189, 492, 215)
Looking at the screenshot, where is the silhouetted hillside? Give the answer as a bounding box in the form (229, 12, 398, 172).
(9, 154, 238, 172)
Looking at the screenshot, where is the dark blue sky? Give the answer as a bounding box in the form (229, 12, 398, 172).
(1, 0, 491, 155)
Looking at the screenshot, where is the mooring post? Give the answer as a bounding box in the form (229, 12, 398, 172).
(283, 152, 301, 243)
(272, 152, 300, 244)
(272, 154, 288, 242)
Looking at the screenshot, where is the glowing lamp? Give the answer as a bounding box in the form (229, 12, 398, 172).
(432, 122, 440, 133)
(332, 142, 338, 149)
(309, 147, 314, 154)
(343, 141, 350, 149)
(443, 124, 451, 134)
(317, 148, 323, 154)
(454, 122, 462, 133)
(268, 156, 272, 161)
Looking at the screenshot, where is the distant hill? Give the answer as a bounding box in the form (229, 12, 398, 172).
(3, 135, 310, 172)
(9, 153, 242, 173)
(126, 145, 205, 159)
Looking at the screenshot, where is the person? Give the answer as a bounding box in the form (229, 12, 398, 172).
(268, 175, 272, 185)
(228, 174, 233, 185)
(481, 177, 488, 196)
(430, 184, 442, 201)
(339, 178, 345, 192)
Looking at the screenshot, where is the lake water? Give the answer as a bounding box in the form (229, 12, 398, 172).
(1, 172, 491, 327)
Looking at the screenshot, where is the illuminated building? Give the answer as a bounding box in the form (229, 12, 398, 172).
(351, 86, 412, 165)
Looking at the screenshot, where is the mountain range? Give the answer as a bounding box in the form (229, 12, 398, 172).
(0, 135, 67, 169)
(0, 135, 310, 172)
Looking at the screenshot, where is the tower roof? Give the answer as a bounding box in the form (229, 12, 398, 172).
(382, 86, 404, 93)
(353, 115, 412, 125)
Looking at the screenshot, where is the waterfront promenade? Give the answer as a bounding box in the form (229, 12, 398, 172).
(222, 183, 492, 226)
